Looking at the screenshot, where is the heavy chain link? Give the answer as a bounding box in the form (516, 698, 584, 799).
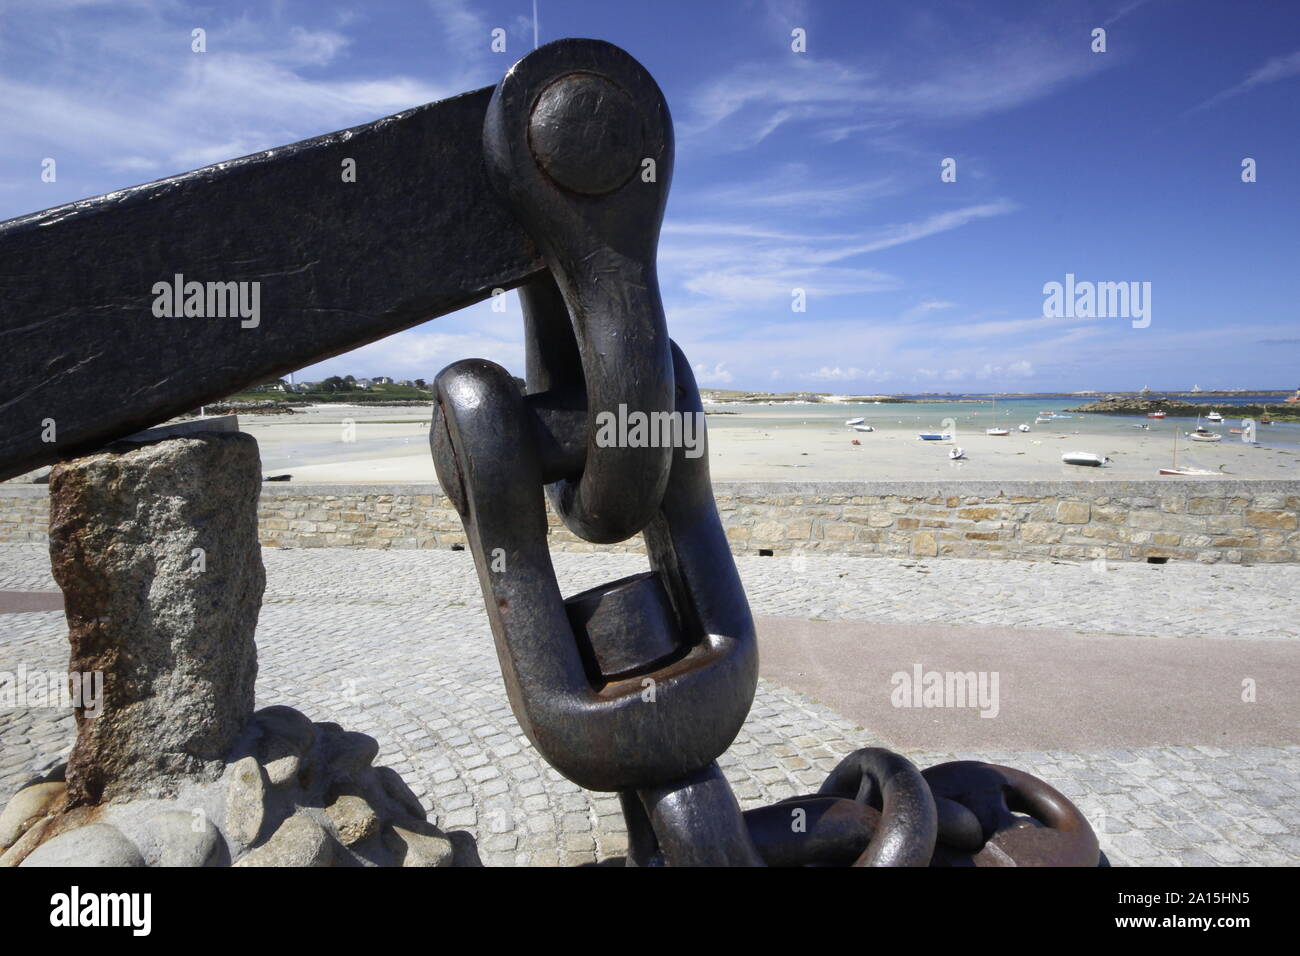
(428, 38, 1100, 867)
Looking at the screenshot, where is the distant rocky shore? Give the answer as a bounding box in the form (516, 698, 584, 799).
(1069, 396, 1299, 421)
(184, 399, 441, 416)
(701, 390, 908, 404)
(186, 400, 307, 416)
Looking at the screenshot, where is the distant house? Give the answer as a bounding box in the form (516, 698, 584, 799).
(373, 376, 394, 385)
(354, 378, 374, 389)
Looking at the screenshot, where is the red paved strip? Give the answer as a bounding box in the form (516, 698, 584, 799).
(756, 616, 1299, 752)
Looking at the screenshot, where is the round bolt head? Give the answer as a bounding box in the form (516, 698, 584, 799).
(528, 72, 643, 195)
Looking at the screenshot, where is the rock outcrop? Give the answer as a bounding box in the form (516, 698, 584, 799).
(47, 433, 264, 806)
(3, 431, 466, 867)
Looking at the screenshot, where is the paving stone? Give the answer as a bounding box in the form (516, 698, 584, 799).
(1, 544, 1294, 867)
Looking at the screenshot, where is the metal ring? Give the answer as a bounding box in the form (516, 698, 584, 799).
(816, 748, 937, 866)
(428, 347, 756, 792)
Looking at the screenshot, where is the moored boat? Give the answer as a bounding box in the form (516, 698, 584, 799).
(1062, 451, 1110, 467)
(1161, 419, 1223, 474)
(985, 394, 1009, 437)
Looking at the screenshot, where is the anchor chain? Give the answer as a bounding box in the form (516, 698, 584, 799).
(428, 38, 1100, 867)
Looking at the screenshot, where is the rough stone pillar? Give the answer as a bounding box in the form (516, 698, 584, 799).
(47, 432, 264, 806)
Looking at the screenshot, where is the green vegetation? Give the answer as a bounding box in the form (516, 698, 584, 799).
(295, 382, 430, 403)
(223, 374, 528, 405)
(222, 376, 431, 404)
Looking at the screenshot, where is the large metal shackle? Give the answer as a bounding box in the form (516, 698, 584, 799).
(429, 347, 757, 793)
(482, 38, 676, 544)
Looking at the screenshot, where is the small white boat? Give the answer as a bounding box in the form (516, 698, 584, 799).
(917, 432, 951, 441)
(1062, 451, 1111, 467)
(1147, 411, 1166, 419)
(845, 417, 865, 427)
(1034, 416, 1053, 424)
(1161, 421, 1221, 474)
(985, 393, 1009, 437)
(949, 447, 966, 460)
(1018, 423, 1031, 433)
(853, 424, 874, 433)
(1188, 432, 1222, 442)
(1206, 411, 1223, 423)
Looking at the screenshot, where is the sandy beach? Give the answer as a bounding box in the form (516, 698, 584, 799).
(236, 402, 1300, 483)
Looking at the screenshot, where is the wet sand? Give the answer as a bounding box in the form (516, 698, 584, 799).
(236, 404, 1300, 483)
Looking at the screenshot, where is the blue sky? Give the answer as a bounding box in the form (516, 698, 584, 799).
(3, 0, 1297, 393)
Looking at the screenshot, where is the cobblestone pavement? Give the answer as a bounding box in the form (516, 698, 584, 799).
(2, 544, 1297, 866)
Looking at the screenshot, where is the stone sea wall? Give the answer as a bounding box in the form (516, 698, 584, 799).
(3, 480, 1298, 564)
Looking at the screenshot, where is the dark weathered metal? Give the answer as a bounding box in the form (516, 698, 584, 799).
(923, 761, 1101, 867)
(428, 343, 758, 794)
(0, 32, 1101, 866)
(426, 39, 1099, 867)
(486, 40, 676, 543)
(563, 572, 681, 680)
(744, 797, 880, 867)
(636, 762, 764, 867)
(815, 748, 938, 866)
(0, 87, 544, 481)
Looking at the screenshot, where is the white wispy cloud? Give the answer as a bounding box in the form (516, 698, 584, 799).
(1103, 0, 1154, 27)
(661, 202, 1015, 312)
(0, 0, 496, 198)
(693, 362, 734, 385)
(1190, 49, 1300, 113)
(683, 17, 1107, 148)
